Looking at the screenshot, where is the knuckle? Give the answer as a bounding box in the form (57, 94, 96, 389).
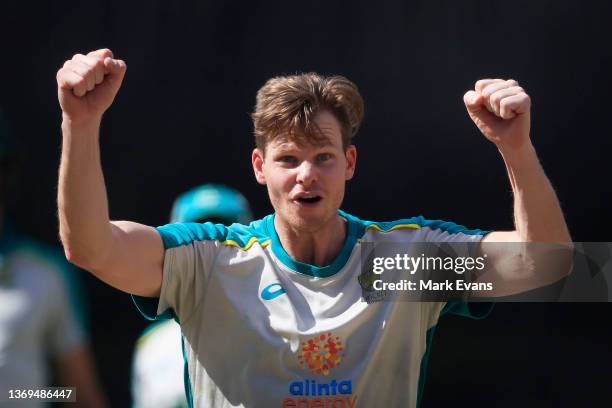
(85, 63, 96, 75)
(94, 58, 105, 70)
(58, 67, 70, 77)
(475, 79, 490, 91)
(85, 56, 99, 67)
(89, 48, 113, 60)
(77, 66, 88, 77)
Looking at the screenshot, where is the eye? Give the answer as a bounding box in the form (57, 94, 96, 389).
(278, 155, 298, 165)
(317, 153, 332, 162)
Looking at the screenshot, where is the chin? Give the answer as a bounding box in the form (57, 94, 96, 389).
(288, 211, 334, 233)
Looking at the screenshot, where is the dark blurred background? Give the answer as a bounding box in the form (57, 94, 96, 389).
(1, 0, 610, 406)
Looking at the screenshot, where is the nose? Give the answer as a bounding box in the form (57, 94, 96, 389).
(296, 160, 316, 186)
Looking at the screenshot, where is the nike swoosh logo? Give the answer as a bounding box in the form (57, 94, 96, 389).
(261, 283, 286, 300)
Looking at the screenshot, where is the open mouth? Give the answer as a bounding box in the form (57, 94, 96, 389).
(295, 195, 322, 204)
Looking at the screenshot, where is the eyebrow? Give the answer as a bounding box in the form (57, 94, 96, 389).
(273, 144, 300, 153)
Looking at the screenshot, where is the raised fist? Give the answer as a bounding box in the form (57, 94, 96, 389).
(464, 79, 531, 151)
(57, 49, 126, 124)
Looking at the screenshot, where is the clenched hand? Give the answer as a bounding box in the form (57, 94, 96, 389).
(57, 48, 126, 125)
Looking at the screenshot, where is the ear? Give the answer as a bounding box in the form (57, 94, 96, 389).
(344, 144, 357, 180)
(252, 148, 267, 185)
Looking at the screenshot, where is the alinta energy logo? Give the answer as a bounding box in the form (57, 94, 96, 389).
(283, 332, 357, 407)
(298, 332, 344, 376)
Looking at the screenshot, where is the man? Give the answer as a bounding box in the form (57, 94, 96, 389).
(132, 184, 252, 408)
(0, 109, 107, 407)
(56, 49, 571, 407)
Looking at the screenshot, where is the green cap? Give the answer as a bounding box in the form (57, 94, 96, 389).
(170, 184, 253, 224)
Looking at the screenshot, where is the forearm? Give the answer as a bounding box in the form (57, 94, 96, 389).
(500, 142, 571, 242)
(58, 116, 113, 269)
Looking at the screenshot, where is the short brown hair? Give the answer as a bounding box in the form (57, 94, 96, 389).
(251, 73, 364, 152)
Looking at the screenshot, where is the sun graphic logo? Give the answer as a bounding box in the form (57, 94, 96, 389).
(298, 333, 344, 376)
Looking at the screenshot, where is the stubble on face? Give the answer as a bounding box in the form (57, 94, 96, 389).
(263, 110, 351, 235)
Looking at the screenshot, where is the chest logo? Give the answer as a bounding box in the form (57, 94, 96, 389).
(298, 332, 344, 376)
(261, 283, 286, 300)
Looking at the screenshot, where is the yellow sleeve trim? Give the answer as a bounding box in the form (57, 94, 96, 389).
(365, 223, 421, 233)
(221, 237, 272, 251)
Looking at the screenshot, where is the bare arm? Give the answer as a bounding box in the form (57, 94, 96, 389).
(462, 79, 572, 297)
(57, 49, 163, 296)
(484, 143, 570, 242)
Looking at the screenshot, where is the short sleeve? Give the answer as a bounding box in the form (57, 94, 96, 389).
(419, 218, 494, 319)
(418, 217, 490, 245)
(132, 225, 219, 325)
(422, 302, 448, 329)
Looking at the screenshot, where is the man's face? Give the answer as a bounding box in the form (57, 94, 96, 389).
(252, 110, 357, 233)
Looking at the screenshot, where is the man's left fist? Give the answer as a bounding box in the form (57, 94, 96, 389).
(464, 79, 531, 151)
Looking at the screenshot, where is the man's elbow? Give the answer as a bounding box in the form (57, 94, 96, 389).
(61, 236, 111, 274)
(60, 230, 83, 265)
(63, 246, 90, 270)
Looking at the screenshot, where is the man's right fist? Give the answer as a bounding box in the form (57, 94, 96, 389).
(57, 49, 126, 123)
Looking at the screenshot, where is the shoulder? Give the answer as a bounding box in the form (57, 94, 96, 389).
(155, 215, 273, 250)
(341, 211, 488, 240)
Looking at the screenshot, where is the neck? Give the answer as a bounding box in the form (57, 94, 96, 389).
(274, 214, 347, 267)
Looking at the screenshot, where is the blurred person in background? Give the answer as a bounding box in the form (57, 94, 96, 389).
(0, 109, 107, 407)
(131, 184, 252, 408)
